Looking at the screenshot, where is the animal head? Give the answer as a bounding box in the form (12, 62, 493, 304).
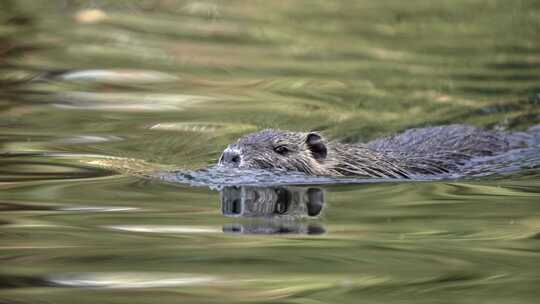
(218, 129, 328, 174)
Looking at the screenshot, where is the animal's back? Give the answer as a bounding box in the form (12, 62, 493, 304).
(367, 124, 513, 157)
(364, 124, 539, 176)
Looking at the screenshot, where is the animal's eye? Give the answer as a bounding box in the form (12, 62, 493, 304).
(274, 145, 289, 155)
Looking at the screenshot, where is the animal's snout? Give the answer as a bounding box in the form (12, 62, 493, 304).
(219, 147, 242, 167)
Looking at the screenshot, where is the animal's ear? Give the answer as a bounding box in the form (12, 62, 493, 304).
(305, 132, 327, 161)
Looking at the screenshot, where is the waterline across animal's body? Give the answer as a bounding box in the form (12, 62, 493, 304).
(218, 124, 539, 179)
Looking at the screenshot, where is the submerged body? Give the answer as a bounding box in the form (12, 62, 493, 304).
(218, 124, 539, 179)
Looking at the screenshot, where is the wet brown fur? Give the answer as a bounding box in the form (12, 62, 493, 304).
(220, 124, 534, 178)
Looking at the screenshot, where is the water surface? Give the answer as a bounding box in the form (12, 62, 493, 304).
(1, 1, 540, 303)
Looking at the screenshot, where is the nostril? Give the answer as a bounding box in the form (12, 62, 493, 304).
(220, 148, 241, 166)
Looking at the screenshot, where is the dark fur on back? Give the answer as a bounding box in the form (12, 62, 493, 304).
(219, 124, 534, 178)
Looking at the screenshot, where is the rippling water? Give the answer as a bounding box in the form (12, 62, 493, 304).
(1, 1, 540, 303)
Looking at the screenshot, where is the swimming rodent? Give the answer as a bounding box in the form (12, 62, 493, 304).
(218, 124, 540, 178)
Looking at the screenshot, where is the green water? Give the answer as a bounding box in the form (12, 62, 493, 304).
(1, 1, 540, 303)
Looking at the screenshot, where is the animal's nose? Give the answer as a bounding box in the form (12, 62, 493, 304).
(219, 148, 241, 167)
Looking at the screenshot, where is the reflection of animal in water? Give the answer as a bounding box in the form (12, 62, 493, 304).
(220, 186, 325, 235)
(221, 186, 324, 218)
(219, 124, 540, 178)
